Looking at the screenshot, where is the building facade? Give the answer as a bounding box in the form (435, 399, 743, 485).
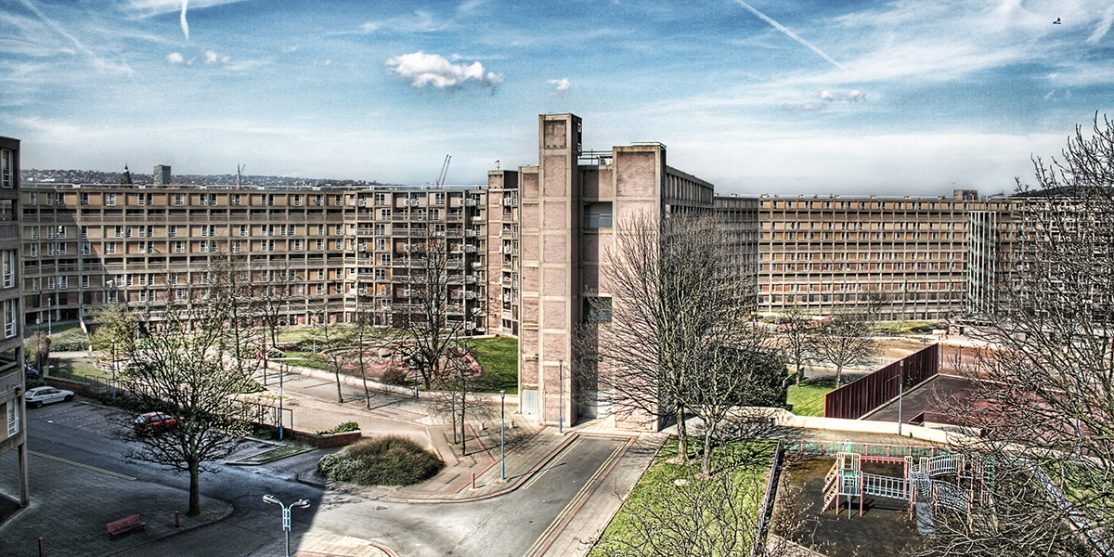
(0, 136, 28, 508)
(21, 177, 501, 334)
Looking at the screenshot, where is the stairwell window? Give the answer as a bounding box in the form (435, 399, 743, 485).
(584, 203, 613, 229)
(7, 399, 18, 437)
(0, 149, 12, 188)
(3, 299, 17, 338)
(1, 250, 14, 288)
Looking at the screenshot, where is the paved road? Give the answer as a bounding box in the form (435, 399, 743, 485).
(5, 400, 628, 557)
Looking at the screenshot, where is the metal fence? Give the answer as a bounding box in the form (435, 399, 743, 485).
(823, 344, 939, 420)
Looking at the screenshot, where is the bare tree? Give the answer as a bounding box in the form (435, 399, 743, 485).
(779, 308, 817, 386)
(813, 314, 875, 385)
(316, 309, 351, 404)
(689, 343, 785, 477)
(256, 262, 294, 386)
(349, 297, 386, 409)
(927, 115, 1114, 556)
(430, 342, 477, 452)
(581, 212, 754, 464)
(395, 223, 463, 390)
(116, 266, 259, 516)
(593, 450, 800, 557)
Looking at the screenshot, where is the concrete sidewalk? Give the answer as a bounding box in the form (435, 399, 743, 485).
(0, 449, 230, 557)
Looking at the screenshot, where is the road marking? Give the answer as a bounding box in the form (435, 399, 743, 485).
(522, 436, 583, 491)
(29, 451, 137, 481)
(524, 438, 632, 557)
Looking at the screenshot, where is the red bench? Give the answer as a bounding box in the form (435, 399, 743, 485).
(106, 514, 146, 539)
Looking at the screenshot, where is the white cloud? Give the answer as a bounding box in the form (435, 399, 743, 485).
(547, 78, 571, 91)
(122, 0, 247, 18)
(179, 0, 189, 41)
(166, 51, 184, 63)
(1087, 5, 1114, 44)
(204, 49, 230, 64)
(385, 51, 503, 89)
(357, 10, 446, 34)
(819, 89, 863, 102)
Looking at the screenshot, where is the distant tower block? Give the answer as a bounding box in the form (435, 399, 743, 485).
(153, 165, 171, 186)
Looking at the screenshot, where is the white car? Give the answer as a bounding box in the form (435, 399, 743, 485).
(25, 386, 75, 408)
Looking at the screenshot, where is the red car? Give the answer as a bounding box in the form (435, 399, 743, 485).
(134, 412, 178, 434)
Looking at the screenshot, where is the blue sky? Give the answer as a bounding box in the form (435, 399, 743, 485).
(2, 0, 1113, 195)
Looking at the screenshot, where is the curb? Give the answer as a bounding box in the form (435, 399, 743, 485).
(314, 432, 583, 505)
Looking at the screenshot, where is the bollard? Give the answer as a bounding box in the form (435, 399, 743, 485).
(471, 472, 476, 490)
(38, 536, 44, 557)
(175, 511, 181, 529)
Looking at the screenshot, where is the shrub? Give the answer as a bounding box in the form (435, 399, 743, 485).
(51, 337, 91, 352)
(380, 366, 410, 386)
(318, 436, 443, 486)
(329, 421, 360, 434)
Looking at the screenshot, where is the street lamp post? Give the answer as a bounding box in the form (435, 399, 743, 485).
(892, 361, 905, 436)
(500, 389, 506, 481)
(558, 360, 564, 434)
(262, 494, 310, 557)
(105, 280, 116, 402)
(278, 363, 285, 441)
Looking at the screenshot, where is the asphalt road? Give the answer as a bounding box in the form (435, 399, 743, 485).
(14, 400, 625, 557)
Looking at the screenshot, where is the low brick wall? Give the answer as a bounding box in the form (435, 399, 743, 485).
(252, 424, 362, 448)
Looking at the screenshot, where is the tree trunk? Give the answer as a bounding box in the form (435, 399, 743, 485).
(702, 424, 714, 477)
(459, 385, 467, 456)
(834, 363, 843, 386)
(188, 461, 201, 517)
(794, 357, 803, 386)
(676, 407, 689, 463)
(334, 367, 344, 403)
(359, 345, 371, 409)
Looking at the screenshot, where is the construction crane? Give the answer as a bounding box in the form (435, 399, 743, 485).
(435, 154, 451, 186)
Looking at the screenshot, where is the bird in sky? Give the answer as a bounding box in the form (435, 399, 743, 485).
(1053, 17, 1062, 24)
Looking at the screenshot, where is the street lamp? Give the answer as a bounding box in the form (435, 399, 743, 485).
(105, 279, 117, 402)
(558, 359, 564, 434)
(278, 363, 286, 441)
(500, 389, 506, 481)
(262, 494, 310, 557)
(891, 361, 905, 436)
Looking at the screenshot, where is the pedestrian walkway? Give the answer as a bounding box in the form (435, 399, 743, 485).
(0, 449, 230, 557)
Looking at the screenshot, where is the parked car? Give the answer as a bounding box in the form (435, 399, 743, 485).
(24, 363, 40, 380)
(25, 386, 74, 408)
(134, 412, 178, 434)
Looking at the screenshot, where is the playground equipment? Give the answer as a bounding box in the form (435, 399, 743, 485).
(821, 444, 994, 520)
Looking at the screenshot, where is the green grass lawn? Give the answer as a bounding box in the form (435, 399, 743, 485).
(281, 351, 335, 371)
(51, 357, 112, 381)
(870, 321, 945, 336)
(467, 336, 517, 393)
(591, 438, 775, 556)
(786, 379, 835, 416)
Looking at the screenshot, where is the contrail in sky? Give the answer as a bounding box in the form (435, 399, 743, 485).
(733, 0, 844, 70)
(180, 0, 190, 41)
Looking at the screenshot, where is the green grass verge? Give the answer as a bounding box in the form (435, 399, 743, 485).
(590, 438, 774, 556)
(870, 321, 945, 336)
(786, 379, 836, 417)
(467, 336, 518, 393)
(282, 352, 334, 371)
(51, 357, 112, 381)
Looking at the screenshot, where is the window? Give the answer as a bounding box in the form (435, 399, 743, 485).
(79, 192, 89, 206)
(316, 224, 325, 235)
(7, 399, 18, 437)
(315, 239, 324, 251)
(173, 241, 184, 254)
(105, 193, 117, 206)
(231, 194, 242, 206)
(81, 276, 89, 288)
(0, 250, 14, 288)
(238, 225, 247, 237)
(380, 209, 390, 220)
(584, 203, 613, 229)
(583, 297, 613, 323)
(107, 290, 119, 303)
(173, 193, 184, 206)
(29, 228, 37, 240)
(3, 299, 16, 338)
(167, 225, 177, 238)
(0, 149, 12, 188)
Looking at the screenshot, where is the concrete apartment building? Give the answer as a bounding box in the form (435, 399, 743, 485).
(21, 177, 497, 334)
(754, 190, 1020, 321)
(511, 113, 716, 427)
(0, 137, 28, 508)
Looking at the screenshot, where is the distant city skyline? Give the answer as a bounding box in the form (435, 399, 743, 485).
(3, 0, 1113, 195)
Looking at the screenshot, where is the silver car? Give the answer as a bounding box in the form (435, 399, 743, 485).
(25, 386, 75, 408)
